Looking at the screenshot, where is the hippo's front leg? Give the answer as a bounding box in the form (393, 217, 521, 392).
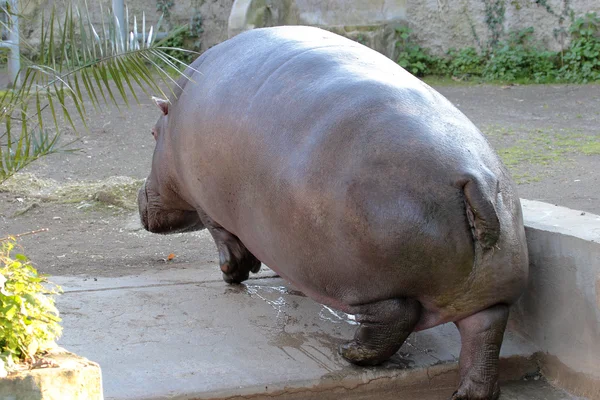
(452, 304, 509, 400)
(203, 218, 261, 284)
(340, 298, 421, 366)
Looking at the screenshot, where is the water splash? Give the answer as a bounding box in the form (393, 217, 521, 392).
(319, 305, 359, 325)
(245, 285, 289, 318)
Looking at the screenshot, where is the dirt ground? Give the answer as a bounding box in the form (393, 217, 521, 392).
(0, 83, 598, 278)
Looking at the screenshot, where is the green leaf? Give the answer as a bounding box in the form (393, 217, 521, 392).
(4, 305, 18, 320)
(0, 239, 63, 368)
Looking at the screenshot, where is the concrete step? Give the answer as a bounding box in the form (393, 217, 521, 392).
(54, 267, 582, 400)
(500, 381, 584, 400)
(230, 380, 583, 400)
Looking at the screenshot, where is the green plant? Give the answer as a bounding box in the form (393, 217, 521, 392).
(355, 34, 367, 46)
(568, 10, 598, 38)
(510, 0, 522, 11)
(395, 14, 600, 84)
(156, 25, 200, 65)
(189, 12, 204, 38)
(391, 16, 600, 84)
(484, 28, 558, 82)
(156, 0, 174, 21)
(447, 47, 485, 77)
(559, 12, 600, 82)
(395, 26, 446, 76)
(400, 2, 598, 84)
(0, 238, 62, 375)
(154, 11, 203, 66)
(532, 0, 556, 15)
(483, 0, 506, 48)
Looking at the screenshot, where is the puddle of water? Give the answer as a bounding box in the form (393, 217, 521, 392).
(244, 284, 418, 371)
(244, 284, 358, 326)
(244, 285, 295, 319)
(248, 285, 306, 297)
(269, 330, 343, 372)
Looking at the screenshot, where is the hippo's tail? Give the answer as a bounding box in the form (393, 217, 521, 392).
(462, 176, 500, 249)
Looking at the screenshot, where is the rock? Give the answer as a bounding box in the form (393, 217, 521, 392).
(228, 0, 407, 59)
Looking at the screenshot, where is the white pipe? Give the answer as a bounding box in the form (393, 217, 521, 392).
(112, 0, 125, 47)
(6, 0, 20, 88)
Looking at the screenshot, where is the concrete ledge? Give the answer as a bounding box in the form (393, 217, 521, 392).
(0, 348, 103, 400)
(538, 354, 600, 400)
(184, 355, 538, 400)
(521, 199, 600, 243)
(513, 199, 600, 398)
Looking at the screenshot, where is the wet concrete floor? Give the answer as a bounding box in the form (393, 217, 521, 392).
(52, 266, 578, 400)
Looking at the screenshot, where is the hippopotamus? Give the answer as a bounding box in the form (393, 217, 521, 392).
(138, 26, 528, 400)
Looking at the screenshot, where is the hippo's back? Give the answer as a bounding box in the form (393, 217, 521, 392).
(170, 26, 528, 327)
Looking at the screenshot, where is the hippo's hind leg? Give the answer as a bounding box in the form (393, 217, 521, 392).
(452, 304, 509, 400)
(340, 298, 420, 366)
(204, 220, 261, 284)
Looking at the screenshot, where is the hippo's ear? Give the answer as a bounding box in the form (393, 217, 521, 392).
(152, 96, 169, 116)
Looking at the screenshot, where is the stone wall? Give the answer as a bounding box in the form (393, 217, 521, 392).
(227, 0, 598, 57)
(167, 0, 235, 52)
(225, 0, 393, 61)
(15, 1, 599, 58)
(406, 0, 598, 55)
(228, 0, 406, 58)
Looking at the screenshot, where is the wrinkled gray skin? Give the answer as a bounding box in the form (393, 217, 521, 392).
(138, 26, 528, 400)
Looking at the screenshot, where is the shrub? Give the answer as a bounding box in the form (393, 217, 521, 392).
(157, 13, 204, 66)
(447, 47, 485, 77)
(0, 239, 62, 376)
(394, 14, 600, 84)
(395, 26, 446, 76)
(483, 28, 559, 82)
(158, 26, 197, 65)
(559, 12, 600, 83)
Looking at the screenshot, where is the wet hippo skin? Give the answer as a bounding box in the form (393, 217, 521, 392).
(138, 26, 529, 400)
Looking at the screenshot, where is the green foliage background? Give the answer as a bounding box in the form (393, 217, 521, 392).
(395, 12, 600, 83)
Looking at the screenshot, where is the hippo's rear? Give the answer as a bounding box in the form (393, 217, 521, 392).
(138, 26, 528, 400)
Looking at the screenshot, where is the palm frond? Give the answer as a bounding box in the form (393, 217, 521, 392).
(0, 1, 197, 183)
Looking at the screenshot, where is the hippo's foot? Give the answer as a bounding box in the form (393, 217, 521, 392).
(340, 298, 420, 366)
(206, 224, 261, 284)
(452, 304, 509, 400)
